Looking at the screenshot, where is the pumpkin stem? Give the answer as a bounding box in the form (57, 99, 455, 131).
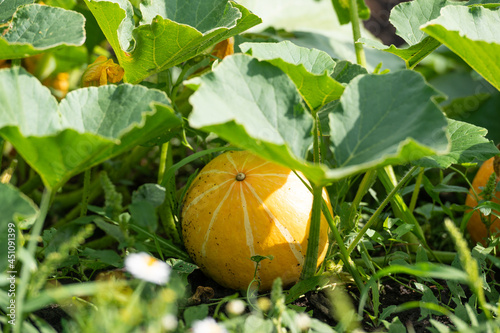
(235, 172, 246, 181)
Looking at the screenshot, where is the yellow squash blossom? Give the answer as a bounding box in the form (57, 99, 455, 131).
(82, 55, 124, 87)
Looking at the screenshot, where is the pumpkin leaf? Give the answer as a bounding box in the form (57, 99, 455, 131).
(422, 5, 500, 91)
(187, 55, 450, 185)
(186, 54, 327, 185)
(0, 67, 182, 190)
(84, 0, 261, 83)
(0, 0, 33, 24)
(390, 0, 454, 46)
(0, 4, 86, 59)
(325, 70, 450, 180)
(139, 0, 238, 29)
(0, 183, 39, 273)
(239, 41, 345, 110)
(414, 119, 499, 168)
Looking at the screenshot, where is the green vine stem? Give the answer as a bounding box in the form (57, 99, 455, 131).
(15, 188, 53, 333)
(348, 0, 367, 68)
(158, 142, 172, 185)
(409, 167, 425, 213)
(293, 170, 364, 289)
(301, 111, 324, 280)
(300, 185, 323, 280)
(80, 169, 91, 217)
(347, 166, 418, 255)
(158, 142, 180, 243)
(347, 170, 377, 228)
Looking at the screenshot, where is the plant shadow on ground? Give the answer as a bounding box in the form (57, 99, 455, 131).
(185, 269, 464, 332)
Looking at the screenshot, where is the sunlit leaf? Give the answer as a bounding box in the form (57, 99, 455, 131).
(422, 5, 500, 91)
(0, 4, 86, 59)
(390, 0, 453, 46)
(240, 41, 344, 110)
(188, 56, 450, 185)
(85, 0, 261, 83)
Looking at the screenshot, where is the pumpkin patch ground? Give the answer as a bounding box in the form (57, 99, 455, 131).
(2, 0, 500, 332)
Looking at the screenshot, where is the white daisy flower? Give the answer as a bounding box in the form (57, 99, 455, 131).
(124, 252, 171, 285)
(226, 299, 246, 316)
(192, 317, 227, 333)
(161, 313, 178, 331)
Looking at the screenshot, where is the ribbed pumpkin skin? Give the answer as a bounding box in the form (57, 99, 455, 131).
(466, 157, 500, 245)
(181, 151, 330, 291)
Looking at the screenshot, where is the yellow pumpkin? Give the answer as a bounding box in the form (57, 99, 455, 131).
(466, 156, 500, 246)
(181, 151, 330, 291)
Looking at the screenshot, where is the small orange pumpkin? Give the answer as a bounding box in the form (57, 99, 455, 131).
(466, 155, 500, 246)
(181, 151, 330, 290)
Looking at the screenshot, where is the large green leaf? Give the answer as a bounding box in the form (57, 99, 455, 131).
(239, 41, 344, 110)
(0, 0, 33, 24)
(0, 183, 38, 273)
(139, 0, 238, 30)
(390, 0, 454, 46)
(422, 5, 500, 91)
(186, 54, 327, 184)
(0, 4, 86, 59)
(326, 70, 450, 179)
(85, 0, 261, 83)
(187, 55, 450, 185)
(0, 68, 182, 190)
(414, 119, 499, 168)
